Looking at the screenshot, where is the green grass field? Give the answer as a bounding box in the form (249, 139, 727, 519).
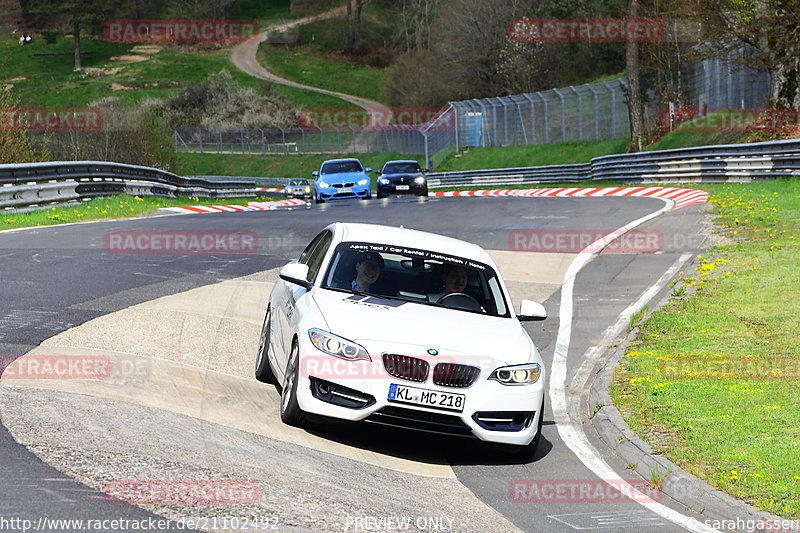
(611, 179, 800, 519)
(174, 152, 423, 179)
(0, 194, 275, 230)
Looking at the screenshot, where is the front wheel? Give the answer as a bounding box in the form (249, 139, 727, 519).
(255, 307, 276, 384)
(280, 342, 305, 427)
(314, 196, 325, 204)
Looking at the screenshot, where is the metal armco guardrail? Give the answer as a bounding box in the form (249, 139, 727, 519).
(0, 161, 277, 211)
(427, 139, 800, 188)
(3, 139, 800, 211)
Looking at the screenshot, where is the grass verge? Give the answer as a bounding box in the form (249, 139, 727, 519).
(174, 152, 424, 179)
(436, 139, 630, 172)
(610, 178, 800, 519)
(0, 194, 276, 230)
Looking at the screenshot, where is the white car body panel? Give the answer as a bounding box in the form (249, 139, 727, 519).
(262, 222, 546, 446)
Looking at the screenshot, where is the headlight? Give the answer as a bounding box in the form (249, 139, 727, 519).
(309, 329, 370, 361)
(304, 186, 310, 193)
(317, 181, 330, 188)
(489, 363, 541, 385)
(414, 176, 426, 184)
(378, 178, 390, 185)
(357, 179, 369, 186)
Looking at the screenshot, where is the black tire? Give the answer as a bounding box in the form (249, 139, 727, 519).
(255, 307, 276, 384)
(527, 396, 545, 454)
(280, 342, 305, 427)
(314, 196, 324, 204)
(377, 192, 385, 199)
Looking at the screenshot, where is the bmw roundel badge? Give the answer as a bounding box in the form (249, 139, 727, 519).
(427, 348, 438, 356)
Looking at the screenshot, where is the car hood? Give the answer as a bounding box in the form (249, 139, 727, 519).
(382, 172, 423, 181)
(312, 288, 533, 366)
(318, 171, 367, 183)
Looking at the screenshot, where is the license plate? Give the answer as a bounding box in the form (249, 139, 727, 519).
(339, 188, 352, 193)
(396, 185, 410, 190)
(388, 383, 465, 412)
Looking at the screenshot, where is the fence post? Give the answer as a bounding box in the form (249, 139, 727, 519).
(301, 129, 306, 154)
(319, 126, 324, 155)
(218, 129, 222, 153)
(424, 132, 430, 170)
(281, 128, 287, 155)
(523, 94, 536, 145)
(258, 128, 265, 154)
(513, 97, 527, 145)
(602, 81, 617, 138)
(239, 129, 245, 153)
(585, 84, 599, 141)
(569, 86, 582, 142)
(351, 127, 356, 153)
(453, 104, 459, 152)
(197, 127, 203, 153)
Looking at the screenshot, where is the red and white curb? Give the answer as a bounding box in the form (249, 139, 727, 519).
(430, 187, 708, 211)
(162, 198, 306, 214)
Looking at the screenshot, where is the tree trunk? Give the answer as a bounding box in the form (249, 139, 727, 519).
(346, 0, 355, 48)
(354, 0, 363, 50)
(625, 0, 644, 151)
(73, 21, 81, 71)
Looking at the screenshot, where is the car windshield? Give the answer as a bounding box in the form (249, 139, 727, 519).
(321, 161, 363, 174)
(288, 179, 306, 186)
(320, 242, 510, 317)
(383, 162, 421, 174)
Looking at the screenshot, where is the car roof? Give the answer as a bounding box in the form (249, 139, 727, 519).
(330, 222, 490, 264)
(321, 158, 362, 164)
(383, 160, 420, 166)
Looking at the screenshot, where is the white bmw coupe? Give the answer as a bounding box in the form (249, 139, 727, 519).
(256, 222, 548, 451)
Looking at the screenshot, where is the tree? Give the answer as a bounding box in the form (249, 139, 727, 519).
(707, 0, 800, 108)
(25, 0, 124, 70)
(626, 0, 646, 150)
(346, 0, 368, 52)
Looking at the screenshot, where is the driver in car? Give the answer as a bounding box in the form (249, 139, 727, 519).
(428, 264, 468, 303)
(352, 252, 384, 293)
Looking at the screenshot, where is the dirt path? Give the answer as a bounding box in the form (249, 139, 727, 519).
(231, 6, 389, 113)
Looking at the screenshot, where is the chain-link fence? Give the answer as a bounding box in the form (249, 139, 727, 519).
(172, 126, 426, 157)
(688, 41, 770, 111)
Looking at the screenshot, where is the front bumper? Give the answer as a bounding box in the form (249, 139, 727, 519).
(294, 348, 545, 446)
(377, 183, 427, 196)
(315, 183, 371, 201)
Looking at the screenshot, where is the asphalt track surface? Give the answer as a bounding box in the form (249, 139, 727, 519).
(0, 194, 713, 532)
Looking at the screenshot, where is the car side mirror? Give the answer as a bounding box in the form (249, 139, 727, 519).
(279, 263, 312, 290)
(365, 168, 372, 172)
(312, 171, 319, 177)
(375, 170, 382, 175)
(518, 300, 547, 321)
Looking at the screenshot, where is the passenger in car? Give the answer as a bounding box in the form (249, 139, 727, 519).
(428, 264, 469, 303)
(352, 252, 384, 293)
